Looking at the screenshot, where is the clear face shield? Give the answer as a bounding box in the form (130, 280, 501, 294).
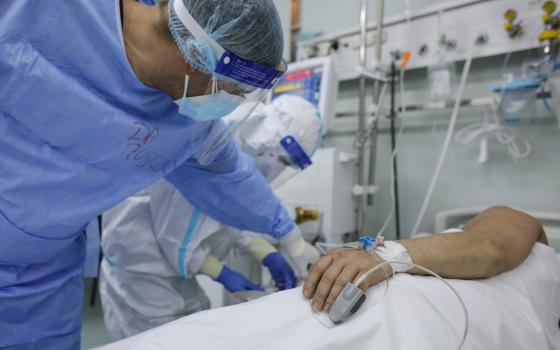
(172, 0, 287, 165)
(257, 135, 315, 189)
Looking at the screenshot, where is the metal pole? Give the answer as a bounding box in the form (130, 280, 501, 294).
(389, 61, 401, 239)
(366, 0, 385, 206)
(356, 0, 368, 234)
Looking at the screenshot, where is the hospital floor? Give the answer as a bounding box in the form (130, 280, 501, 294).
(82, 279, 111, 349)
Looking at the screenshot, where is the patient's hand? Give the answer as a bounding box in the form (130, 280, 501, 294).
(302, 248, 392, 312)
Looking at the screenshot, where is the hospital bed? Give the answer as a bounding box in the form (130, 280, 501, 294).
(95, 243, 559, 350)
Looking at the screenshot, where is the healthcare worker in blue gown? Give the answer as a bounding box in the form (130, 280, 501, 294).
(0, 0, 320, 348)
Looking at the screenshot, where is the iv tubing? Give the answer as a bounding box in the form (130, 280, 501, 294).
(354, 260, 469, 350)
(411, 42, 476, 234)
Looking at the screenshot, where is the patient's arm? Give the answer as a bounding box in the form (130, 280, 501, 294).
(303, 206, 547, 312)
(401, 206, 547, 279)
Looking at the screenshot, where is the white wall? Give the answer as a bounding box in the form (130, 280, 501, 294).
(273, 0, 291, 59)
(299, 0, 473, 37)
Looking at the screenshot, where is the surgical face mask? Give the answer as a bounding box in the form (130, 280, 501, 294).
(178, 75, 245, 122)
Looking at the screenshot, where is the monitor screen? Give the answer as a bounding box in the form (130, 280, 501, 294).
(271, 65, 323, 108)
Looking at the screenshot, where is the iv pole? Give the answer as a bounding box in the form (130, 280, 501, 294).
(355, 0, 369, 235)
(356, 0, 385, 234)
(367, 0, 385, 208)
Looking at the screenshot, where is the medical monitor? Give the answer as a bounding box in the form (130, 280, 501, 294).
(270, 57, 337, 132)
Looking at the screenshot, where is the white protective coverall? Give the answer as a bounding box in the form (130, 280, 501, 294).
(100, 95, 322, 340)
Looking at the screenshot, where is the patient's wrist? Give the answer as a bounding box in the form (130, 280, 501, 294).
(373, 241, 413, 273)
(370, 252, 395, 279)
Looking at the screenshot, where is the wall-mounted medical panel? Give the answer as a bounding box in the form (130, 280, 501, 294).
(297, 0, 546, 81)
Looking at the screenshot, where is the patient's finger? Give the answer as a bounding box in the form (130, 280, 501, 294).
(303, 255, 334, 299)
(311, 260, 345, 312)
(322, 265, 360, 311)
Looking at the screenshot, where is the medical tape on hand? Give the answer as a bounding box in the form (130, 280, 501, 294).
(373, 241, 413, 273)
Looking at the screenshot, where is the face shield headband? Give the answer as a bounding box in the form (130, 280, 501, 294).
(173, 0, 288, 165)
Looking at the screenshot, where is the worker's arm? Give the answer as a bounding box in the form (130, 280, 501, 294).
(303, 206, 547, 312)
(166, 121, 318, 275)
(165, 127, 294, 239)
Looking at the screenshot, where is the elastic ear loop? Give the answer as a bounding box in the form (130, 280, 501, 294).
(182, 75, 190, 99)
(211, 76, 218, 94)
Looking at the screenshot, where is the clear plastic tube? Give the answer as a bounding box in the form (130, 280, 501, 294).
(354, 261, 469, 350)
(313, 265, 391, 328)
(411, 41, 476, 234)
(454, 113, 531, 162)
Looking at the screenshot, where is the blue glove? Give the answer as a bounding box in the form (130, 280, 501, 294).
(262, 252, 297, 290)
(216, 265, 265, 293)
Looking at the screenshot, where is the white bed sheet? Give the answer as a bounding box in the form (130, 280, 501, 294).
(96, 244, 560, 350)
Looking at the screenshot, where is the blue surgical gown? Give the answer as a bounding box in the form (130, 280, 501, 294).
(0, 0, 293, 348)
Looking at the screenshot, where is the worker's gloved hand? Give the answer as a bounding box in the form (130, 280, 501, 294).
(216, 265, 265, 293)
(262, 252, 297, 290)
(278, 226, 321, 279)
